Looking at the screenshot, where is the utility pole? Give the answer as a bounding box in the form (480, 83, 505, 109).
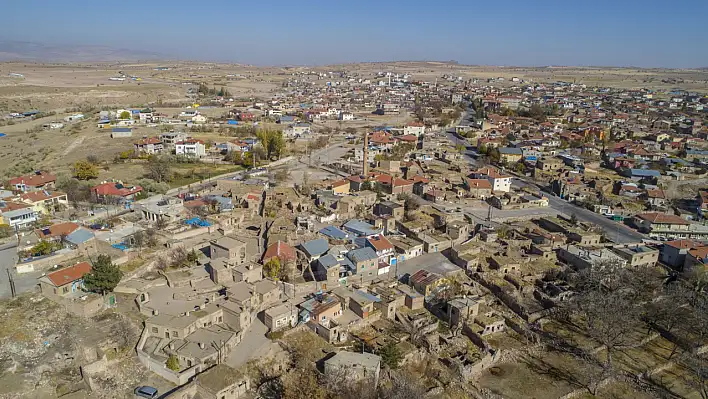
(6, 268, 16, 298)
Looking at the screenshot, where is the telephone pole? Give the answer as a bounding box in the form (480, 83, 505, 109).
(6, 268, 16, 298)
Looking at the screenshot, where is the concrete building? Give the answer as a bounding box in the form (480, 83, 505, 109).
(558, 244, 627, 270)
(612, 245, 659, 267)
(210, 236, 248, 263)
(263, 303, 298, 332)
(324, 352, 381, 387)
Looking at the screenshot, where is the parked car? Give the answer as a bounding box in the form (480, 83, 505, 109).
(134, 386, 158, 398)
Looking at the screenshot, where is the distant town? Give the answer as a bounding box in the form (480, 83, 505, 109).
(0, 62, 707, 399)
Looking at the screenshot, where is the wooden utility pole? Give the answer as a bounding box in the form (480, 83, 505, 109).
(6, 268, 16, 298)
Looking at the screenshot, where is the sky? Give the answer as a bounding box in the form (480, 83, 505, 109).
(1, 0, 707, 67)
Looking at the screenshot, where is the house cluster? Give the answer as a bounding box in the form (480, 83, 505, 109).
(0, 171, 66, 229)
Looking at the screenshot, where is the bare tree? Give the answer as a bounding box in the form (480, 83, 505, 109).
(680, 352, 708, 399)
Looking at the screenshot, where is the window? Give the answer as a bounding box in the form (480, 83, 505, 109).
(62, 286, 69, 294)
(172, 331, 179, 338)
(151, 327, 158, 334)
(218, 316, 223, 323)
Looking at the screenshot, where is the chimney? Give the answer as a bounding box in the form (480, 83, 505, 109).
(363, 132, 369, 176)
(153, 309, 159, 316)
(199, 342, 205, 349)
(169, 342, 174, 350)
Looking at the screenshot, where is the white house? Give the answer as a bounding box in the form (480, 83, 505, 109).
(176, 139, 207, 158)
(472, 167, 512, 193)
(64, 114, 84, 122)
(403, 122, 426, 137)
(191, 114, 207, 124)
(284, 123, 311, 138)
(339, 112, 354, 121)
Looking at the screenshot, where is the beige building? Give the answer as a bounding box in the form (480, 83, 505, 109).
(165, 364, 250, 399)
(612, 245, 659, 267)
(210, 236, 248, 263)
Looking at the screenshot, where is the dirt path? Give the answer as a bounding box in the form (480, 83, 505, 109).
(62, 135, 85, 156)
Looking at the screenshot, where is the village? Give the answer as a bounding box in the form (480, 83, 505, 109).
(0, 63, 707, 399)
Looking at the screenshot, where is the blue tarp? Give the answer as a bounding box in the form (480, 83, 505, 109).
(112, 243, 128, 251)
(184, 217, 211, 227)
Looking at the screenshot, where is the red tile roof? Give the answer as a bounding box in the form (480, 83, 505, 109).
(91, 182, 142, 197)
(36, 222, 79, 239)
(664, 239, 700, 250)
(263, 240, 296, 263)
(472, 166, 511, 179)
(46, 262, 91, 287)
(367, 235, 393, 252)
(8, 171, 56, 188)
(467, 179, 492, 189)
(645, 189, 665, 199)
(636, 212, 690, 225)
(688, 246, 708, 261)
(331, 179, 349, 188)
(19, 190, 66, 203)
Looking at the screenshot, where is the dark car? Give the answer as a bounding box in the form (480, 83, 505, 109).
(134, 386, 158, 398)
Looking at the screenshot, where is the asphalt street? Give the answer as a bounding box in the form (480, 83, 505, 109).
(0, 242, 42, 299)
(446, 105, 646, 244)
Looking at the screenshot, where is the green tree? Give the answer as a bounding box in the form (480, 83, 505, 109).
(514, 162, 525, 173)
(570, 213, 578, 226)
(264, 257, 281, 280)
(0, 224, 13, 239)
(83, 254, 123, 295)
(488, 148, 501, 164)
(166, 355, 180, 371)
(256, 129, 286, 159)
(187, 248, 200, 265)
(73, 160, 99, 180)
(379, 342, 402, 369)
(118, 111, 131, 120)
(31, 240, 56, 256)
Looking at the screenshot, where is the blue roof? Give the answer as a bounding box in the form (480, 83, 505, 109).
(301, 238, 329, 257)
(317, 254, 339, 269)
(205, 195, 233, 210)
(0, 133, 5, 137)
(629, 169, 661, 177)
(66, 228, 95, 245)
(342, 219, 382, 237)
(499, 147, 523, 155)
(354, 289, 382, 303)
(112, 128, 132, 132)
(319, 225, 350, 240)
(346, 247, 378, 263)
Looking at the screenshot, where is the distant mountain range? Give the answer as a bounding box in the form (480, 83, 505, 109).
(0, 41, 168, 62)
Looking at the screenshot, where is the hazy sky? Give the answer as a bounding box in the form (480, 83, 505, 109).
(2, 0, 707, 67)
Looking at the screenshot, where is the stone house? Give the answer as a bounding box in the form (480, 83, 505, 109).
(447, 297, 482, 327)
(164, 364, 250, 399)
(324, 352, 381, 388)
(612, 245, 659, 267)
(210, 236, 248, 263)
(263, 303, 298, 332)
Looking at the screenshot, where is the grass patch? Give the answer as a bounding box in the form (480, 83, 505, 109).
(168, 165, 243, 188)
(119, 258, 146, 274)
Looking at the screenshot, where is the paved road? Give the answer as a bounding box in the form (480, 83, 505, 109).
(225, 318, 270, 368)
(511, 178, 645, 243)
(443, 106, 646, 244)
(0, 243, 42, 299)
